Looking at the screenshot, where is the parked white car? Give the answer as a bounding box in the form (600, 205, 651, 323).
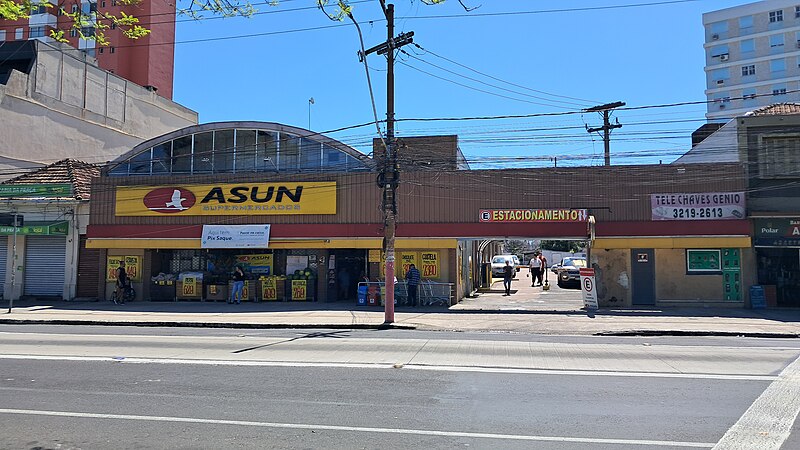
(491, 254, 520, 277)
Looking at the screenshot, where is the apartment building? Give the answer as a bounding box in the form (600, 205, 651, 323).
(0, 0, 176, 98)
(704, 0, 800, 121)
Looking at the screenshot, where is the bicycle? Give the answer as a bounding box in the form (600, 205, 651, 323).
(111, 281, 135, 304)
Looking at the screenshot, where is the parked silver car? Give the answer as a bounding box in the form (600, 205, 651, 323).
(555, 257, 587, 287)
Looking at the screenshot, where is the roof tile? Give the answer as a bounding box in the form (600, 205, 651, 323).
(1, 159, 100, 200)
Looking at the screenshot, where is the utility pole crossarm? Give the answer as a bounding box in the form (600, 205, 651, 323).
(584, 101, 626, 166)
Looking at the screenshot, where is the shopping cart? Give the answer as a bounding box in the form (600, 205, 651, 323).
(420, 280, 453, 306)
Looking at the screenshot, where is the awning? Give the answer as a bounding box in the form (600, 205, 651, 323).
(86, 238, 458, 250)
(0, 221, 69, 236)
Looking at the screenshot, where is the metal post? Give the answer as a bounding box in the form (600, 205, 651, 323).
(8, 212, 17, 313)
(308, 97, 314, 130)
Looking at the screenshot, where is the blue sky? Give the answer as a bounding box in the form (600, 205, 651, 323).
(172, 0, 749, 167)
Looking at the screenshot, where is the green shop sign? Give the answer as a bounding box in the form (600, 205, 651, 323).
(0, 222, 69, 236)
(0, 184, 73, 198)
(686, 249, 721, 273)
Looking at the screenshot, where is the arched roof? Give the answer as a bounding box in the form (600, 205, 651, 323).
(106, 121, 372, 176)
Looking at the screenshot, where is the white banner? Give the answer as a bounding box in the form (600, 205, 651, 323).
(201, 225, 270, 249)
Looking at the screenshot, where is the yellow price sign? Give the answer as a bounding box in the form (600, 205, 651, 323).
(106, 256, 125, 281)
(421, 252, 439, 278)
(291, 280, 307, 301)
(124, 256, 140, 281)
(261, 278, 278, 301)
(183, 277, 196, 296)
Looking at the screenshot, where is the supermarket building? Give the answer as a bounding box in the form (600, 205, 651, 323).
(86, 121, 752, 307)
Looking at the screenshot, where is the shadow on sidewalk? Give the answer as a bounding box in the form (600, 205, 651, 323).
(3, 298, 800, 323)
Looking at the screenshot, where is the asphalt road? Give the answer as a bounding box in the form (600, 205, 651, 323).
(2, 325, 800, 449)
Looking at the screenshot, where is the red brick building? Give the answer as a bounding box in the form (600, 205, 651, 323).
(0, 0, 175, 98)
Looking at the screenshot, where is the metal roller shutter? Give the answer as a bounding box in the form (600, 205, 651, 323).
(0, 236, 7, 296)
(23, 236, 67, 298)
(76, 235, 100, 298)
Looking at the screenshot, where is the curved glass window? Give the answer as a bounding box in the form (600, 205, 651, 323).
(108, 125, 368, 176)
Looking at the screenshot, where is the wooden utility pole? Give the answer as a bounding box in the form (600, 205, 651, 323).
(585, 101, 625, 166)
(362, 2, 413, 324)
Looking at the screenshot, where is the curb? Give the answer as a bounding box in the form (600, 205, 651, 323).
(0, 318, 417, 331)
(594, 330, 800, 339)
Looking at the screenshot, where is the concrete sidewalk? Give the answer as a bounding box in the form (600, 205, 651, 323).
(2, 297, 800, 337)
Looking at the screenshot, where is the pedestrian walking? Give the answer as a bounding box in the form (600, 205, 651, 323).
(229, 266, 245, 304)
(405, 263, 421, 307)
(529, 253, 543, 286)
(503, 260, 514, 296)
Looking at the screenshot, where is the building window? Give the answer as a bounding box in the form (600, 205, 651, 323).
(14, 28, 23, 40)
(99, 47, 104, 53)
(71, 4, 78, 13)
(773, 87, 787, 96)
(30, 4, 48, 14)
(29, 26, 45, 38)
(742, 88, 757, 100)
(710, 20, 728, 40)
(711, 45, 729, 61)
(739, 15, 753, 31)
(761, 135, 800, 178)
(69, 29, 77, 37)
(687, 250, 722, 274)
(771, 58, 786, 73)
(0, 30, 5, 42)
(770, 10, 784, 22)
(796, 6, 800, 18)
(740, 39, 755, 54)
(111, 22, 116, 30)
(81, 27, 95, 37)
(102, 1, 106, 6)
(110, 47, 115, 54)
(712, 68, 729, 85)
(742, 64, 756, 76)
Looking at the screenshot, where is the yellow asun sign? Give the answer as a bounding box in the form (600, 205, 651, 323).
(115, 182, 337, 216)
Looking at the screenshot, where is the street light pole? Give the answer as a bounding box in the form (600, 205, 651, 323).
(308, 97, 314, 130)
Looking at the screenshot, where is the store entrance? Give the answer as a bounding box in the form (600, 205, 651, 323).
(757, 248, 800, 307)
(330, 250, 367, 302)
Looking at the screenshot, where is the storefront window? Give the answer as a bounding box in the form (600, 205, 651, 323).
(235, 129, 257, 172)
(193, 131, 214, 173)
(129, 149, 152, 175)
(214, 130, 234, 172)
(171, 136, 192, 173)
(151, 142, 171, 174)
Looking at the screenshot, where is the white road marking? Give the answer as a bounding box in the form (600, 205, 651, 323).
(713, 354, 800, 449)
(0, 354, 778, 381)
(0, 408, 714, 447)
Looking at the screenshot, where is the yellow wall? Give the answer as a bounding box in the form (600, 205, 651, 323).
(594, 249, 631, 307)
(655, 249, 722, 301)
